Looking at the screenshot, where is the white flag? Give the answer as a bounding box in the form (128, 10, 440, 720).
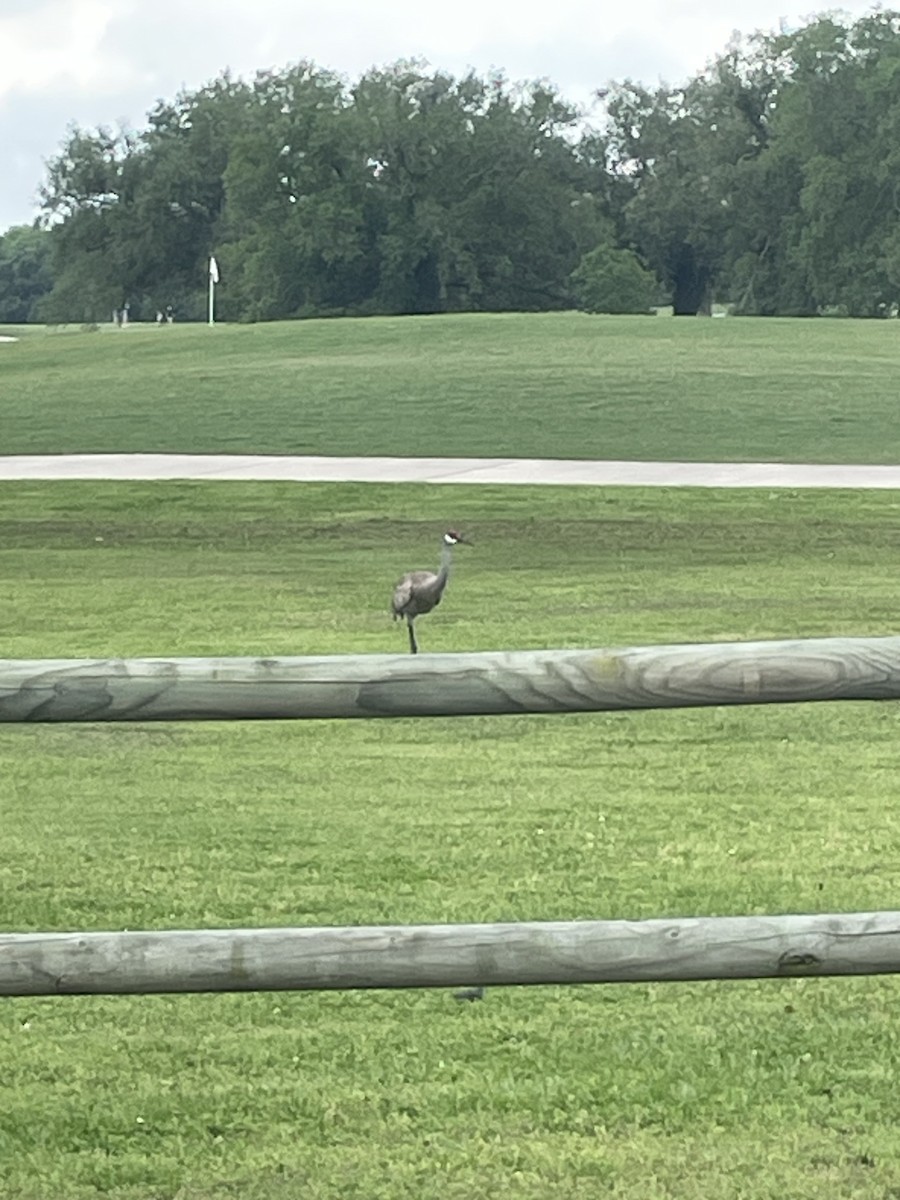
(209, 256, 220, 284)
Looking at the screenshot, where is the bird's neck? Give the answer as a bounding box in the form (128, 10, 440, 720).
(436, 541, 453, 585)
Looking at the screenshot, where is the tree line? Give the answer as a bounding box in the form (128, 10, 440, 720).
(3, 8, 900, 324)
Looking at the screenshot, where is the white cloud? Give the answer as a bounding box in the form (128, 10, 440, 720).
(0, 0, 140, 98)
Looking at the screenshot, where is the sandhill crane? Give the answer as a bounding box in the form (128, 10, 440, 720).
(391, 530, 471, 654)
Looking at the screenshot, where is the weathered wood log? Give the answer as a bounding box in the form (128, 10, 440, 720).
(2, 912, 899, 995)
(2, 636, 900, 722)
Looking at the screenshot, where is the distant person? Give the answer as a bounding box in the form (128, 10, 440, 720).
(165, 305, 174, 324)
(156, 310, 164, 326)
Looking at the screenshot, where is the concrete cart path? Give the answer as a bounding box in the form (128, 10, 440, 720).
(1, 455, 899, 488)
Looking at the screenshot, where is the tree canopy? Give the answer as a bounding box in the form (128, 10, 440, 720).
(0, 224, 53, 322)
(18, 10, 900, 322)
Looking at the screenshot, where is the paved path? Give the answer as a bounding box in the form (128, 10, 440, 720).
(0, 455, 899, 487)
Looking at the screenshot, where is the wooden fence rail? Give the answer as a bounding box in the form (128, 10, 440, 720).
(2, 635, 900, 722)
(2, 912, 900, 996)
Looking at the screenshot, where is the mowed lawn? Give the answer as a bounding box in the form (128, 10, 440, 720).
(3, 481, 900, 1199)
(3, 312, 900, 462)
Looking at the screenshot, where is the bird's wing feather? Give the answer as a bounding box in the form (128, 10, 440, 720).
(391, 574, 415, 616)
(391, 570, 439, 617)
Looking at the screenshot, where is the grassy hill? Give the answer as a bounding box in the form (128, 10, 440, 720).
(3, 312, 899, 462)
(3, 480, 900, 1198)
(3, 311, 900, 1197)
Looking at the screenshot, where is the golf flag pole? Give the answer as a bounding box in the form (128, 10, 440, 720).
(208, 255, 220, 326)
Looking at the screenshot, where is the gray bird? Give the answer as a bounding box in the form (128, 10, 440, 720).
(391, 530, 471, 654)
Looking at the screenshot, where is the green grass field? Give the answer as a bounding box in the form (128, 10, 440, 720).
(3, 313, 900, 462)
(3, 480, 900, 1198)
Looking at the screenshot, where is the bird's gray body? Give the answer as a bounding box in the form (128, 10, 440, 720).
(391, 562, 449, 621)
(391, 535, 465, 654)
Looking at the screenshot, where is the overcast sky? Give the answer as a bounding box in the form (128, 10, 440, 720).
(0, 0, 881, 233)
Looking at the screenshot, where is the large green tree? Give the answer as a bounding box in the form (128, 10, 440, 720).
(37, 62, 615, 322)
(221, 64, 377, 320)
(39, 78, 249, 322)
(602, 35, 781, 314)
(352, 65, 608, 313)
(763, 11, 900, 315)
(603, 9, 900, 317)
(35, 15, 900, 323)
(37, 125, 139, 322)
(0, 224, 54, 322)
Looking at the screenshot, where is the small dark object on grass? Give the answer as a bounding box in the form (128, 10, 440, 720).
(453, 986, 485, 1002)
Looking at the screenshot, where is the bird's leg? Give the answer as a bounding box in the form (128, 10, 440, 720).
(407, 618, 418, 655)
